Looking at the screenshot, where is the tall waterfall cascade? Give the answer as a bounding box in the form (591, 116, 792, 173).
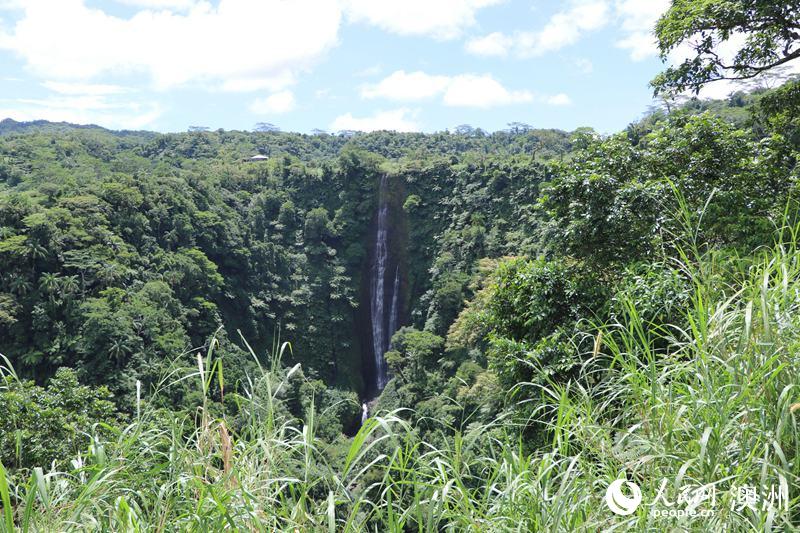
(369, 176, 401, 392)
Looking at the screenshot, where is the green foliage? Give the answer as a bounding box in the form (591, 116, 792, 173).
(758, 77, 800, 149)
(385, 327, 444, 384)
(610, 261, 692, 334)
(0, 130, 387, 399)
(487, 258, 600, 341)
(0, 232, 798, 530)
(652, 0, 800, 95)
(0, 367, 121, 471)
(540, 113, 796, 265)
(401, 156, 550, 335)
(79, 281, 189, 400)
(484, 257, 607, 390)
(0, 121, 581, 406)
(445, 257, 502, 352)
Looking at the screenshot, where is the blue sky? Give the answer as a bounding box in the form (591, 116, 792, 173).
(0, 0, 677, 134)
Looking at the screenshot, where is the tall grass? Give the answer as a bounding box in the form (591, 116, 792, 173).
(1, 233, 799, 531)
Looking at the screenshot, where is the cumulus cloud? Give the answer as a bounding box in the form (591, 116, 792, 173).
(466, 0, 609, 58)
(614, 0, 670, 61)
(219, 72, 296, 93)
(0, 0, 341, 90)
(41, 81, 131, 95)
(466, 0, 668, 61)
(249, 90, 296, 114)
(330, 108, 420, 132)
(545, 93, 571, 106)
(113, 0, 198, 10)
(464, 31, 512, 57)
(0, 94, 162, 129)
(343, 0, 502, 40)
(443, 75, 532, 107)
(361, 71, 450, 101)
(362, 71, 535, 108)
(519, 0, 609, 56)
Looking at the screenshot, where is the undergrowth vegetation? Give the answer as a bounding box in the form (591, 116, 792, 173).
(1, 213, 798, 531)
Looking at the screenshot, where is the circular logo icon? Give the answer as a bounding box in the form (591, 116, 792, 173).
(605, 479, 642, 516)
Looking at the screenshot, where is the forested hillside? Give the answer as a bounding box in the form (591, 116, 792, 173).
(1, 1, 800, 530)
(0, 121, 568, 402)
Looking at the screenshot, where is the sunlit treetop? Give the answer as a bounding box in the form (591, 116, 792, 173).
(651, 0, 800, 95)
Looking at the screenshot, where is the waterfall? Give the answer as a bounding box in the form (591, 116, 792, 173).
(388, 266, 400, 344)
(369, 175, 400, 392)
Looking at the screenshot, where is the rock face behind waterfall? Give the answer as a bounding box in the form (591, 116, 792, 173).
(368, 175, 403, 394)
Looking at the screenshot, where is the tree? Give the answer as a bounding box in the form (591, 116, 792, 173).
(652, 0, 800, 95)
(0, 368, 122, 470)
(385, 327, 444, 385)
(0, 293, 17, 325)
(507, 122, 533, 134)
(303, 207, 333, 244)
(454, 124, 476, 136)
(254, 122, 280, 133)
(757, 74, 800, 147)
(484, 258, 607, 391)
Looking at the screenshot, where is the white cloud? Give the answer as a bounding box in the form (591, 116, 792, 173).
(113, 0, 198, 10)
(330, 108, 420, 132)
(0, 0, 341, 91)
(362, 70, 533, 108)
(42, 81, 130, 95)
(464, 31, 512, 57)
(343, 0, 502, 40)
(443, 75, 532, 107)
(362, 70, 450, 101)
(249, 90, 296, 114)
(546, 93, 571, 106)
(465, 0, 609, 58)
(614, 0, 670, 61)
(220, 72, 296, 93)
(516, 0, 609, 57)
(616, 31, 658, 61)
(0, 94, 162, 129)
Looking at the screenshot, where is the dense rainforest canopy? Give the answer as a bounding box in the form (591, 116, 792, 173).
(0, 119, 569, 401)
(1, 2, 800, 528)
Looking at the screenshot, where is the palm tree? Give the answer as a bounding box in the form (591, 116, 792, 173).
(20, 350, 43, 368)
(60, 275, 79, 296)
(9, 276, 32, 296)
(109, 335, 133, 369)
(39, 272, 60, 301)
(25, 238, 48, 274)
